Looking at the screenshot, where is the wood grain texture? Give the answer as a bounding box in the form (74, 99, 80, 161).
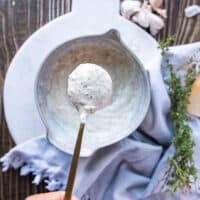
(0, 0, 199, 200)
(0, 1, 71, 199)
(158, 0, 200, 44)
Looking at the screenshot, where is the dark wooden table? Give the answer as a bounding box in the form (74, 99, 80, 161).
(0, 0, 200, 199)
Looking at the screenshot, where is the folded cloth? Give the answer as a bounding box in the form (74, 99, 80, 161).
(1, 42, 200, 200)
(142, 190, 200, 200)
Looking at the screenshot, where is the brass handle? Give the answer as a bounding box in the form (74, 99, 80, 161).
(64, 122, 85, 200)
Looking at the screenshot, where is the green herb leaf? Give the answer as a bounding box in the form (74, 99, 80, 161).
(159, 36, 197, 192)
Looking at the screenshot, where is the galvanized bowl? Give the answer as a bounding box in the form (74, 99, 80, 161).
(35, 30, 150, 156)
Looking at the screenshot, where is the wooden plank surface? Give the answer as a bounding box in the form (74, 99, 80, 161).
(0, 0, 200, 199)
(0, 1, 71, 199)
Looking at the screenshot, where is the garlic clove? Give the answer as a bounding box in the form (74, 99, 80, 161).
(154, 8, 167, 18)
(149, 0, 163, 9)
(121, 0, 141, 19)
(148, 13, 165, 35)
(142, 0, 153, 12)
(185, 5, 200, 18)
(132, 10, 150, 28)
(187, 75, 200, 117)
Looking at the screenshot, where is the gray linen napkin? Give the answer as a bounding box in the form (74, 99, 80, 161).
(1, 42, 200, 200)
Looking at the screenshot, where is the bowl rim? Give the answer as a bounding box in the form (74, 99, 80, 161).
(34, 30, 151, 156)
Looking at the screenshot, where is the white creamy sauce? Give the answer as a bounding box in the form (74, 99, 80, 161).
(67, 63, 112, 122)
(39, 41, 146, 155)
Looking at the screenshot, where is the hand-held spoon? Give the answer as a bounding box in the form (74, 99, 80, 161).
(64, 63, 112, 200)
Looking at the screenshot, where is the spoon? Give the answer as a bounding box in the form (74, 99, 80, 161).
(64, 63, 112, 200)
(64, 121, 85, 200)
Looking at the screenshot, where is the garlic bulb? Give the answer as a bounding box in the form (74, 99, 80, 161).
(149, 0, 163, 9)
(132, 10, 150, 28)
(121, 0, 141, 19)
(154, 8, 167, 18)
(148, 13, 164, 35)
(120, 0, 166, 35)
(149, 0, 166, 18)
(185, 5, 200, 18)
(142, 1, 152, 12)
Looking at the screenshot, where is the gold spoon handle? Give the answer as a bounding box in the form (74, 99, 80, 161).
(64, 122, 85, 200)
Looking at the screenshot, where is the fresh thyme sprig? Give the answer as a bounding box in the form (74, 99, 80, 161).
(159, 36, 197, 192)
